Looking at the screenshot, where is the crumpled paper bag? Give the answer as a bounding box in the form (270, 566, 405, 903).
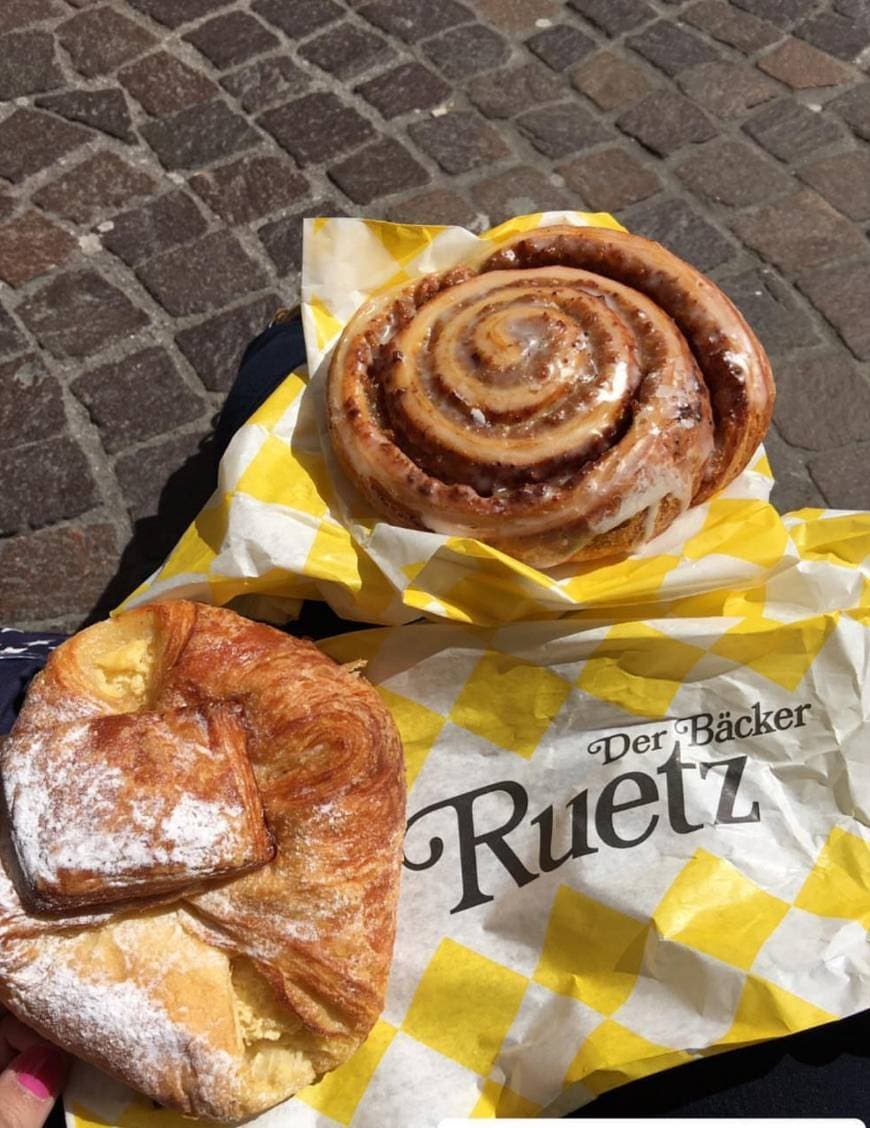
(122, 211, 784, 628)
(68, 507, 870, 1125)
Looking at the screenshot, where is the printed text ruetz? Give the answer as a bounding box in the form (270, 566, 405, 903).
(404, 703, 813, 913)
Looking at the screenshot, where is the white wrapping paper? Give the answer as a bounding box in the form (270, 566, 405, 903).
(68, 509, 870, 1124)
(67, 212, 870, 1124)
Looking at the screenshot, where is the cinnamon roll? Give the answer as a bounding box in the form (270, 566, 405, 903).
(326, 225, 775, 568)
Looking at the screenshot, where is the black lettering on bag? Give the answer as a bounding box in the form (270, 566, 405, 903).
(404, 781, 538, 913)
(656, 742, 703, 834)
(595, 771, 659, 848)
(699, 755, 760, 824)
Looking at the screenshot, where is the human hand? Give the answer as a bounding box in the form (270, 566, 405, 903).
(0, 1009, 68, 1128)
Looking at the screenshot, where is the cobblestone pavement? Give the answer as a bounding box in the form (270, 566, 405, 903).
(2, 0, 870, 629)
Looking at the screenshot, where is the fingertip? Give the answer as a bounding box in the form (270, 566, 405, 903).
(11, 1044, 68, 1103)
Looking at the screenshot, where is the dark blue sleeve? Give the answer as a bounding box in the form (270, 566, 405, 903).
(0, 630, 66, 735)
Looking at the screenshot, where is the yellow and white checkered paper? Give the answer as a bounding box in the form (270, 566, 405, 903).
(123, 211, 785, 628)
(69, 509, 870, 1124)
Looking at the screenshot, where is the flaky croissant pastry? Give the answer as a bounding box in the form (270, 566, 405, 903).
(0, 601, 406, 1121)
(327, 224, 775, 568)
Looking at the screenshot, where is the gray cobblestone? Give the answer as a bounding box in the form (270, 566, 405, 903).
(136, 230, 268, 316)
(829, 84, 870, 141)
(676, 139, 792, 206)
(569, 0, 654, 35)
(572, 52, 653, 111)
(624, 196, 736, 272)
(733, 190, 866, 273)
(742, 97, 846, 161)
(410, 111, 509, 172)
(0, 29, 62, 98)
(0, 211, 76, 287)
(189, 156, 308, 224)
(559, 147, 661, 210)
(103, 190, 208, 265)
(141, 100, 259, 169)
(1, 355, 64, 446)
(175, 294, 280, 391)
(221, 57, 310, 112)
(251, 0, 341, 39)
(33, 151, 155, 223)
(385, 188, 477, 227)
(58, 6, 155, 76)
(183, 11, 279, 69)
(677, 61, 778, 120)
(17, 269, 149, 358)
(627, 21, 720, 76)
(357, 0, 472, 43)
(471, 165, 572, 223)
(798, 150, 870, 220)
(358, 61, 450, 119)
(329, 137, 428, 204)
(0, 109, 88, 182)
(72, 347, 206, 453)
(732, 0, 816, 27)
(119, 51, 218, 117)
(719, 268, 821, 355)
(810, 441, 870, 510)
(0, 437, 98, 535)
(258, 92, 374, 166)
(775, 350, 870, 450)
(517, 102, 611, 158)
(35, 88, 133, 142)
(757, 37, 852, 88)
(258, 199, 346, 275)
(423, 24, 509, 81)
(618, 91, 716, 155)
(301, 22, 393, 80)
(681, 0, 780, 53)
(796, 8, 870, 60)
(797, 259, 870, 360)
(526, 24, 595, 71)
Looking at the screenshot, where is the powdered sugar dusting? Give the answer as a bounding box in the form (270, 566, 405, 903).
(0, 602, 406, 1119)
(2, 707, 264, 903)
(8, 940, 240, 1118)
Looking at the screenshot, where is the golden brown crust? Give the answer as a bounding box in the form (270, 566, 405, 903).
(0, 602, 406, 1121)
(327, 224, 775, 568)
(4, 702, 275, 912)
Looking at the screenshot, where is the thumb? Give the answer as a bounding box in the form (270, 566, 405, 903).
(0, 1044, 68, 1128)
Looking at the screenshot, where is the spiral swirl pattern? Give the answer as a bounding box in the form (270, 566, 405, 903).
(327, 225, 775, 568)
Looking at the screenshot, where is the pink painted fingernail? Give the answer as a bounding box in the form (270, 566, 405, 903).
(12, 1045, 67, 1101)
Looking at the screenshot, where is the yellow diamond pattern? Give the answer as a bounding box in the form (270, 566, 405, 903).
(578, 622, 704, 718)
(377, 686, 445, 789)
(469, 1079, 540, 1118)
(450, 651, 571, 758)
(711, 612, 837, 692)
(794, 827, 870, 927)
(298, 1019, 396, 1124)
(682, 498, 788, 568)
(653, 849, 789, 971)
(716, 975, 835, 1048)
(157, 495, 228, 583)
(534, 885, 648, 1014)
(235, 433, 333, 518)
(402, 938, 528, 1076)
(564, 1018, 692, 1095)
(791, 512, 870, 567)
